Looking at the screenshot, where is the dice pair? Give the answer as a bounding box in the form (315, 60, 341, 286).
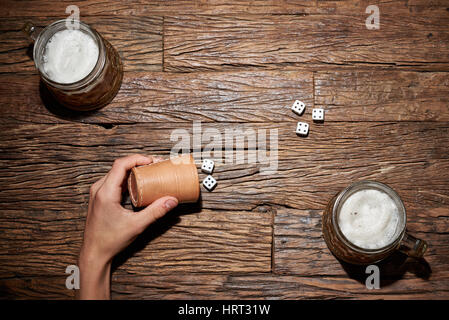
(291, 100, 324, 137)
(201, 159, 217, 191)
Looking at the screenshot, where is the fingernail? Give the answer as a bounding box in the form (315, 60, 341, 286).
(164, 199, 178, 210)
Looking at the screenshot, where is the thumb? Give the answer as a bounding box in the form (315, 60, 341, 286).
(134, 196, 178, 229)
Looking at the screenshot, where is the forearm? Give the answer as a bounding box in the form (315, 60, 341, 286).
(78, 249, 111, 300)
(78, 155, 178, 299)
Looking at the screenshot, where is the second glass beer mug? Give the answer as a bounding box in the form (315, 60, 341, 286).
(322, 181, 428, 265)
(23, 20, 123, 111)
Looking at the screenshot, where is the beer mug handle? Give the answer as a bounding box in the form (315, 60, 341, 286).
(22, 22, 42, 42)
(398, 232, 428, 258)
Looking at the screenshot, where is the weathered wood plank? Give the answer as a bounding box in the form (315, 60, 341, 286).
(315, 0, 449, 15)
(0, 16, 162, 74)
(274, 208, 449, 276)
(2, 271, 449, 300)
(2, 70, 449, 124)
(315, 71, 449, 121)
(0, 0, 316, 16)
(0, 71, 313, 123)
(0, 122, 448, 213)
(164, 13, 449, 71)
(0, 276, 75, 299)
(1, 0, 447, 16)
(0, 208, 272, 279)
(111, 272, 449, 299)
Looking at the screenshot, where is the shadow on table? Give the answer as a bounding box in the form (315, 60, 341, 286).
(39, 80, 102, 122)
(338, 252, 431, 287)
(26, 43, 34, 61)
(111, 197, 203, 274)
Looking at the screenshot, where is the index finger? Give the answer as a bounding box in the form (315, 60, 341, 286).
(104, 154, 153, 193)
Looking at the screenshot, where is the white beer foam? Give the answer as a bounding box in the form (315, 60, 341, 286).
(338, 189, 400, 250)
(43, 29, 99, 84)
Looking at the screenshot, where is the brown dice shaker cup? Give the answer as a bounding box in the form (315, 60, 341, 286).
(128, 154, 200, 207)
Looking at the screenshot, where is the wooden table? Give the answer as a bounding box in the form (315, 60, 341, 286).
(1, 0, 448, 299)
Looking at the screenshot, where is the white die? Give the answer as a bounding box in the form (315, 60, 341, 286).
(203, 175, 217, 191)
(296, 122, 309, 136)
(201, 159, 215, 174)
(291, 100, 305, 116)
(312, 108, 324, 121)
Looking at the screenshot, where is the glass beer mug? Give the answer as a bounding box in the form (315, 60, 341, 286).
(322, 181, 428, 265)
(23, 19, 123, 111)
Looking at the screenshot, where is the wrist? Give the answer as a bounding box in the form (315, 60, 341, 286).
(78, 246, 112, 300)
(79, 245, 111, 271)
(79, 238, 112, 263)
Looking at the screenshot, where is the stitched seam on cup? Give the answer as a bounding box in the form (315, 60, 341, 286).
(191, 162, 200, 200)
(137, 170, 143, 207)
(129, 170, 138, 207)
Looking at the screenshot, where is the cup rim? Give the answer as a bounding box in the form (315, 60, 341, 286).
(33, 19, 105, 89)
(331, 180, 407, 254)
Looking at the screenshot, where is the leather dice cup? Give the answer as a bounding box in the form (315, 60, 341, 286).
(128, 154, 200, 207)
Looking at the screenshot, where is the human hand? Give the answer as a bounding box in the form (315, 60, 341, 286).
(78, 154, 178, 299)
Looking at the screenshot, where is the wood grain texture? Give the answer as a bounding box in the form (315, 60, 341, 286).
(2, 70, 449, 124)
(1, 0, 449, 300)
(3, 272, 449, 300)
(0, 277, 75, 299)
(0, 16, 162, 74)
(315, 71, 449, 121)
(164, 13, 449, 71)
(0, 208, 272, 280)
(2, 0, 448, 16)
(0, 0, 316, 16)
(110, 273, 449, 299)
(0, 71, 314, 123)
(2, 272, 449, 300)
(1, 121, 448, 213)
(1, 120, 447, 298)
